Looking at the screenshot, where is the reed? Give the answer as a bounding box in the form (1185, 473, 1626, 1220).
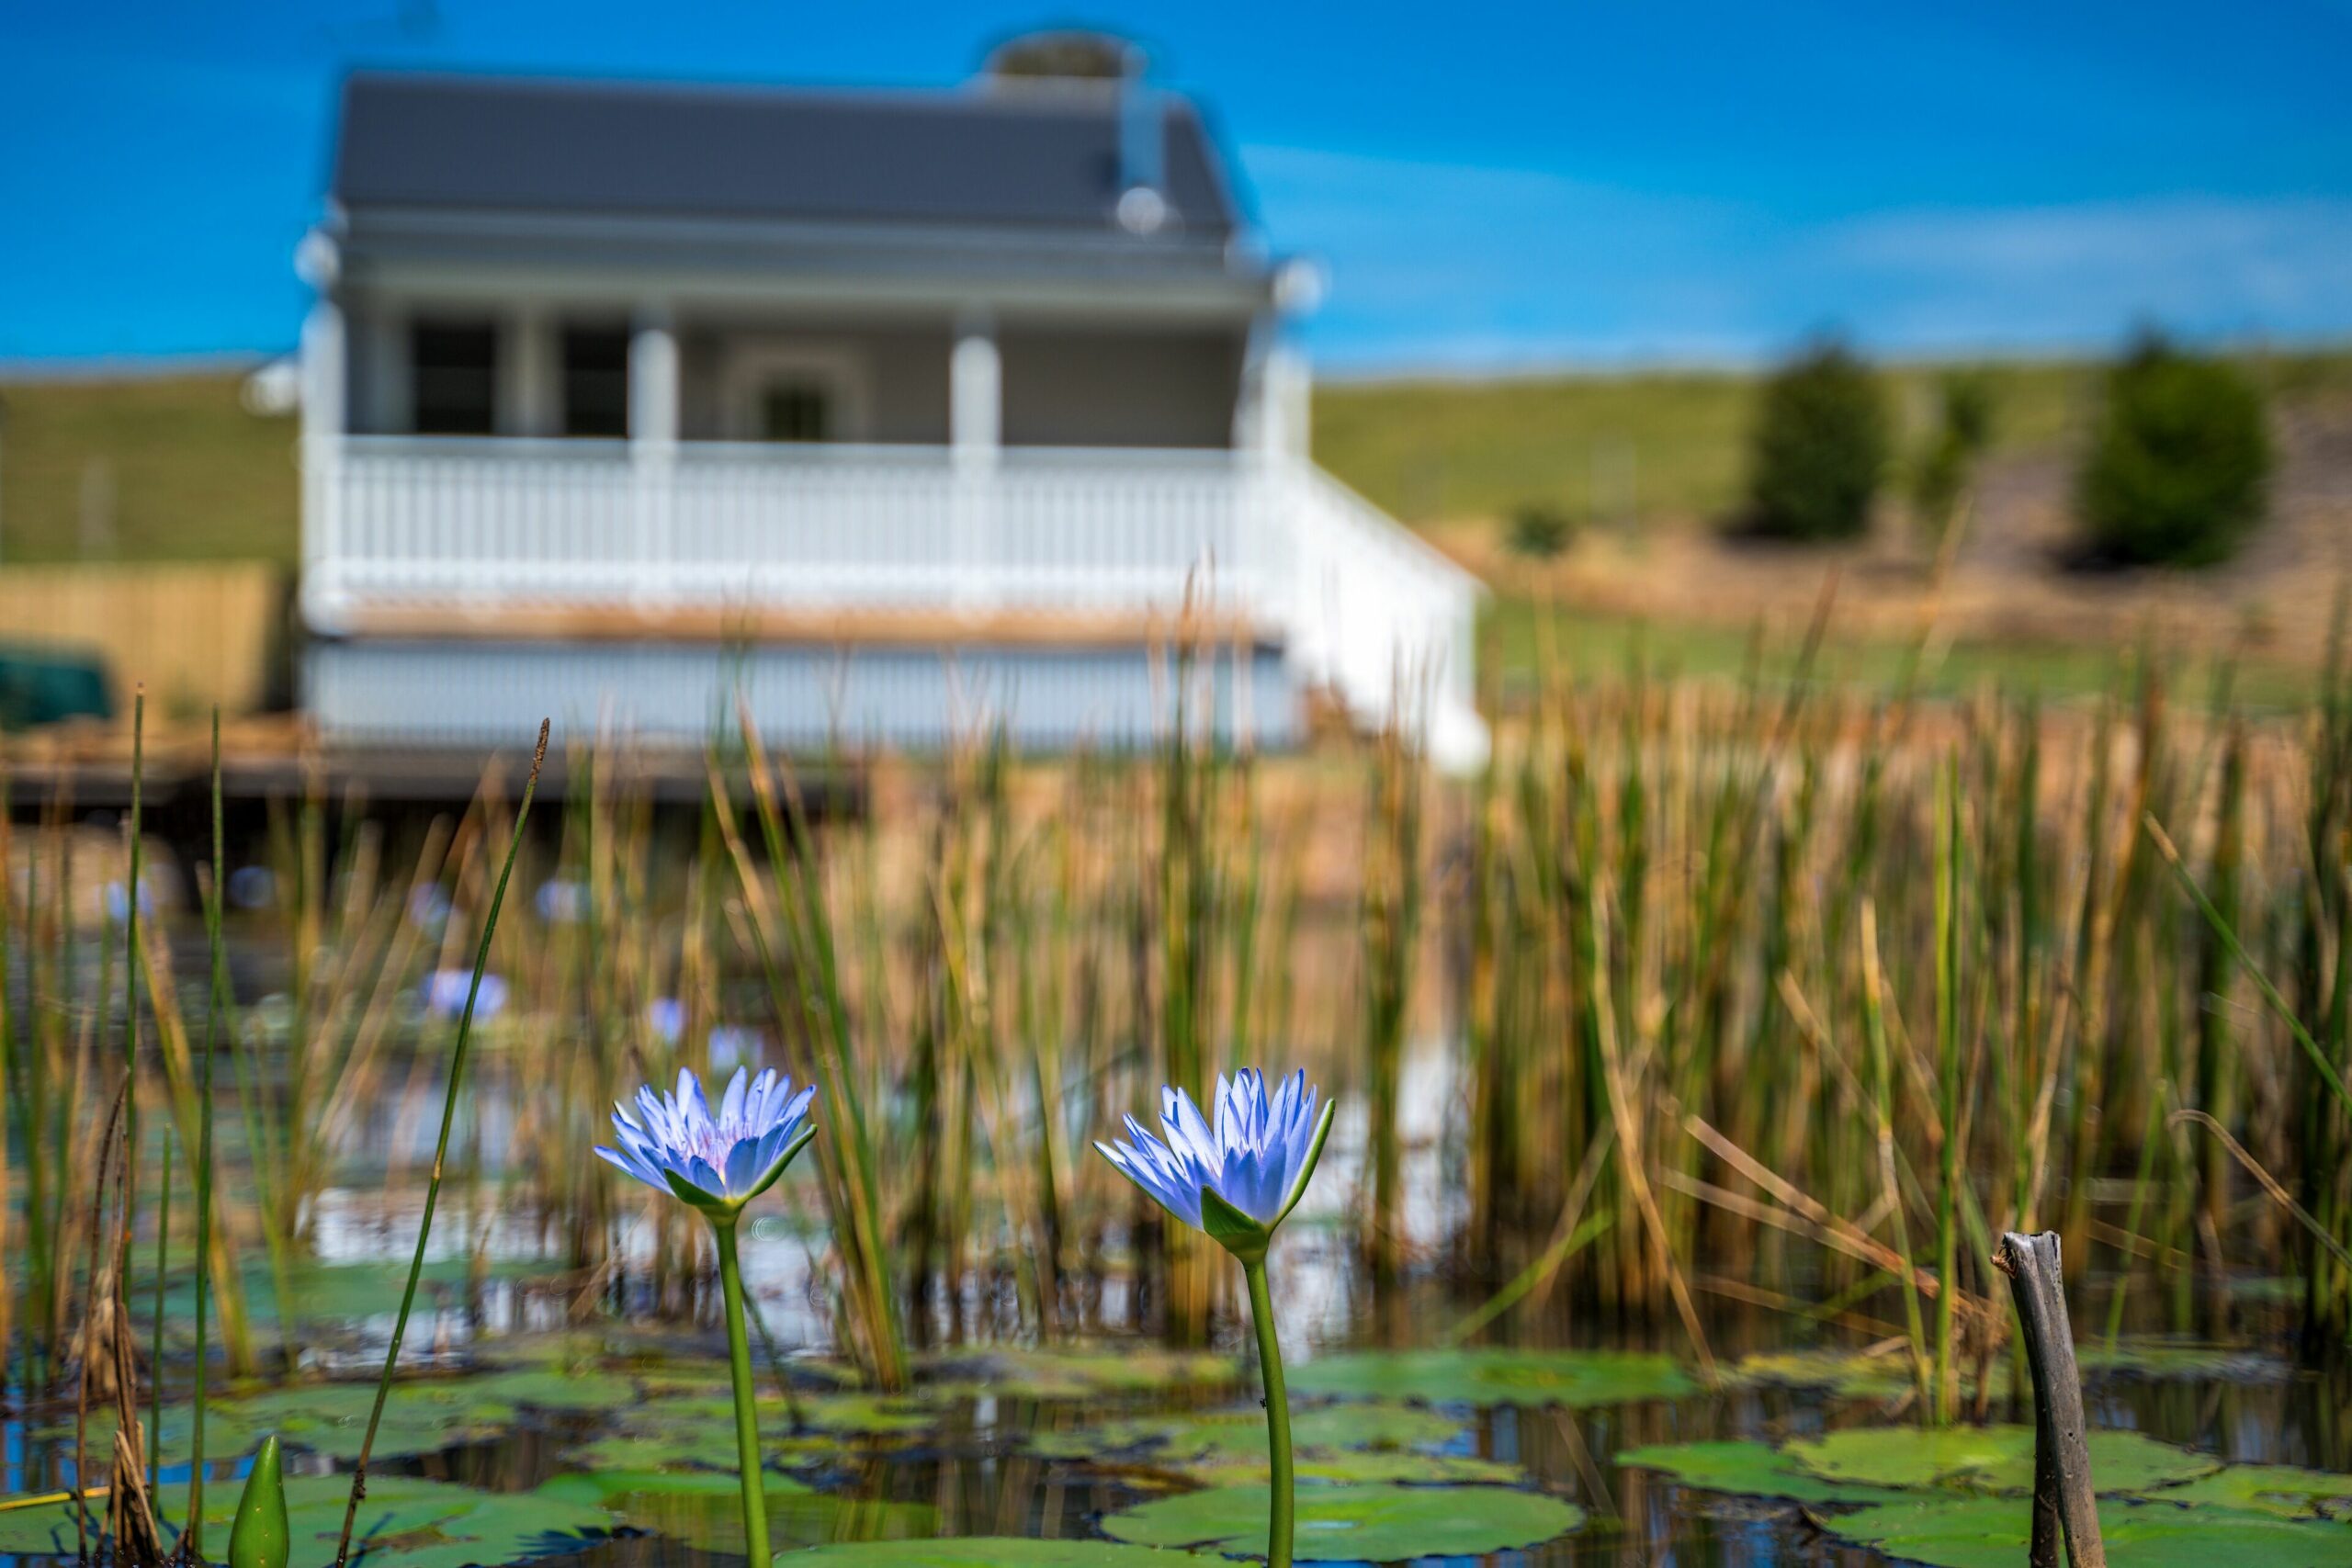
(22, 612, 2352, 1452)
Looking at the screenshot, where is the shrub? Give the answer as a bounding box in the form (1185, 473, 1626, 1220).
(2076, 335, 2271, 568)
(1741, 341, 1891, 541)
(1505, 502, 1577, 562)
(1906, 372, 1997, 549)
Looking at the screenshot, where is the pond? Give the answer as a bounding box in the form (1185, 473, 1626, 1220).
(6, 1151, 2350, 1567)
(14, 681, 2352, 1565)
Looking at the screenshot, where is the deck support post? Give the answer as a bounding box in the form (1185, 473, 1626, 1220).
(1994, 1231, 2105, 1568)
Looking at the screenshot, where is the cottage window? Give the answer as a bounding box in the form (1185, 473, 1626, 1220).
(757, 381, 832, 443)
(560, 326, 632, 438)
(410, 321, 498, 435)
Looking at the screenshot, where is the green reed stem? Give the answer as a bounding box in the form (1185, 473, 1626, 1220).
(120, 691, 144, 1350)
(334, 720, 548, 1568)
(1932, 759, 1960, 1427)
(2145, 812, 2352, 1119)
(711, 1219, 771, 1564)
(1243, 1258, 1293, 1568)
(149, 1123, 170, 1484)
(188, 711, 227, 1557)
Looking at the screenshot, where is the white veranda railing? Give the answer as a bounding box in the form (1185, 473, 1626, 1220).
(303, 436, 1487, 765)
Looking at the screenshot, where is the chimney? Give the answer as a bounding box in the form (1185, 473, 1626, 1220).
(1115, 46, 1170, 236)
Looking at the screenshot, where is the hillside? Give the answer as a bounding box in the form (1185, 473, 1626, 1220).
(0, 371, 299, 564)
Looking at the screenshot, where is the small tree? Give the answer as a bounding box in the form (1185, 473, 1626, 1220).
(1505, 501, 1576, 564)
(2077, 335, 2271, 568)
(1741, 340, 1891, 541)
(1907, 371, 1997, 551)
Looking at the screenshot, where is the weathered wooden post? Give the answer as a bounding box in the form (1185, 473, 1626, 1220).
(1993, 1231, 2105, 1568)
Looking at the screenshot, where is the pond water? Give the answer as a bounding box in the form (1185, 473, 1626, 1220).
(6, 1163, 2348, 1567)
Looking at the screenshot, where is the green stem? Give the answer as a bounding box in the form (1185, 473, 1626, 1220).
(189, 710, 227, 1558)
(712, 1220, 771, 1566)
(333, 722, 548, 1568)
(1244, 1259, 1293, 1568)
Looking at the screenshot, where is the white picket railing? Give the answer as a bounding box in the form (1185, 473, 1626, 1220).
(302, 435, 1487, 765)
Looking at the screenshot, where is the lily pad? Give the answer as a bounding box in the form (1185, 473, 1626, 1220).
(0, 1473, 613, 1568)
(1727, 1349, 1920, 1399)
(2076, 1339, 2293, 1384)
(567, 1424, 834, 1473)
(2162, 1464, 2352, 1520)
(1100, 1481, 1585, 1560)
(781, 1543, 1178, 1565)
(1029, 1402, 1517, 1485)
(1785, 1425, 2219, 1495)
(1826, 1495, 2352, 1567)
(1617, 1439, 1913, 1506)
(1726, 1348, 2012, 1402)
(1288, 1348, 1695, 1408)
(920, 1346, 1239, 1401)
(537, 1472, 928, 1553)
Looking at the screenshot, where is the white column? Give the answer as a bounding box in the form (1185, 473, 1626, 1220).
(629, 310, 679, 445)
(301, 296, 346, 446)
(1263, 344, 1310, 461)
(300, 295, 348, 633)
(951, 311, 1000, 611)
(629, 310, 679, 606)
(950, 312, 1001, 456)
(504, 307, 559, 436)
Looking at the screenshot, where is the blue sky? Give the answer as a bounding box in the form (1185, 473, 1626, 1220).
(6, 1, 2351, 371)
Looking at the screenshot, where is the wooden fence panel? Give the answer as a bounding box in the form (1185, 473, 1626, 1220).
(0, 563, 285, 717)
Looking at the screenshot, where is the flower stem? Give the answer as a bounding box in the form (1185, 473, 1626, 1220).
(712, 1219, 772, 1566)
(1243, 1258, 1293, 1568)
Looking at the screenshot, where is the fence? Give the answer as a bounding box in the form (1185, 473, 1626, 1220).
(0, 562, 286, 718)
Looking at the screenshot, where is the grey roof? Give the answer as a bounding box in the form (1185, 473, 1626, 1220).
(332, 72, 1241, 240)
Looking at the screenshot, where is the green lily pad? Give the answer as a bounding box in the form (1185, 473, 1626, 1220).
(2163, 1464, 2352, 1519)
(1288, 1348, 1695, 1408)
(629, 1386, 935, 1438)
(1785, 1425, 2219, 1494)
(0, 1473, 614, 1568)
(1100, 1481, 1586, 1560)
(566, 1424, 834, 1472)
(2076, 1339, 2293, 1384)
(1727, 1349, 1921, 1398)
(537, 1472, 928, 1553)
(1617, 1439, 1914, 1506)
(34, 1364, 636, 1475)
(920, 1346, 1239, 1401)
(1028, 1401, 1517, 1485)
(1826, 1495, 2352, 1567)
(780, 1543, 1179, 1565)
(1726, 1348, 2013, 1402)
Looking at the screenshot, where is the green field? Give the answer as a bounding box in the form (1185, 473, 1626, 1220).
(0, 371, 300, 564)
(1315, 348, 2352, 527)
(1489, 596, 2322, 711)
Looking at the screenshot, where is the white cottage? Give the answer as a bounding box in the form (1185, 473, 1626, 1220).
(296, 58, 1486, 767)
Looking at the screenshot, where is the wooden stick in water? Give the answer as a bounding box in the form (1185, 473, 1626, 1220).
(1994, 1231, 2105, 1568)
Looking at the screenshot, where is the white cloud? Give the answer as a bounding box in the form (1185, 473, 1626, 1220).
(1241, 144, 2352, 370)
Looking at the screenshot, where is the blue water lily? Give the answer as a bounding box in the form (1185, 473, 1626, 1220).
(595, 1064, 819, 1568)
(1097, 1067, 1336, 1247)
(1097, 1066, 1335, 1568)
(596, 1065, 816, 1218)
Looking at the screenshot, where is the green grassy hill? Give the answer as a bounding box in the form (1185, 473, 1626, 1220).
(1314, 349, 2352, 528)
(0, 371, 298, 564)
